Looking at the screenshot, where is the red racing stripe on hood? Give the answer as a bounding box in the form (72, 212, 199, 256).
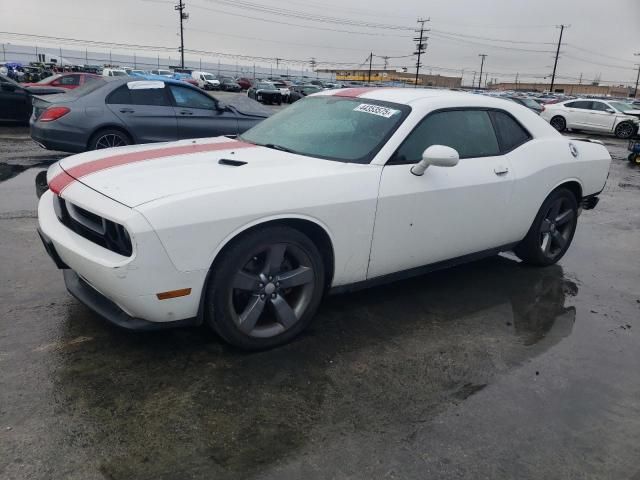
(332, 87, 382, 97)
(49, 140, 256, 195)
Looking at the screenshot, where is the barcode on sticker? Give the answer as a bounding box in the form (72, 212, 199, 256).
(353, 104, 399, 118)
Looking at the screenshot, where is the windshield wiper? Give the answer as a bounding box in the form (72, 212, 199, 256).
(262, 143, 295, 153)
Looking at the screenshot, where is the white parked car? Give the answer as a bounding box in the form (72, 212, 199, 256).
(191, 71, 221, 90)
(149, 69, 174, 78)
(37, 89, 611, 349)
(541, 98, 640, 138)
(102, 68, 129, 78)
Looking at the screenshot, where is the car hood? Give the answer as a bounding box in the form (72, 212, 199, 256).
(622, 109, 640, 119)
(51, 137, 362, 208)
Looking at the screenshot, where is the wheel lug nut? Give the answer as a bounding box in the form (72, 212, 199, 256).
(271, 293, 277, 299)
(258, 283, 263, 288)
(260, 294, 266, 300)
(276, 282, 280, 287)
(268, 276, 273, 281)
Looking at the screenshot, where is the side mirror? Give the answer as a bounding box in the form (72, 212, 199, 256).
(605, 108, 615, 114)
(410, 145, 460, 176)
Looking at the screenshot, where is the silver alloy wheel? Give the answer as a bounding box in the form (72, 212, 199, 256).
(228, 242, 315, 338)
(95, 133, 128, 149)
(539, 197, 575, 259)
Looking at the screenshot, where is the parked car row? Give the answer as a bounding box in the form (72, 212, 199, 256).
(0, 74, 67, 123)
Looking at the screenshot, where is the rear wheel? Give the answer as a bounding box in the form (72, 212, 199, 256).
(514, 188, 578, 266)
(615, 122, 635, 139)
(549, 116, 566, 132)
(205, 226, 325, 350)
(89, 129, 131, 150)
(629, 153, 640, 165)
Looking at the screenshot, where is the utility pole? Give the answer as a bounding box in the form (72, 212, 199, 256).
(368, 52, 373, 84)
(133, 53, 137, 68)
(471, 71, 476, 87)
(275, 57, 281, 72)
(174, 0, 188, 69)
(550, 24, 568, 93)
(478, 54, 487, 88)
(634, 53, 640, 98)
(1, 43, 5, 61)
(413, 18, 429, 88)
(381, 56, 390, 70)
(578, 72, 582, 85)
(310, 57, 317, 78)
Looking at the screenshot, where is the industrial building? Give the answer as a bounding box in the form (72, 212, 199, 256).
(320, 68, 462, 88)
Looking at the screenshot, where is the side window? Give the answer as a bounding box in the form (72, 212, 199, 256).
(130, 87, 171, 106)
(106, 85, 132, 104)
(169, 85, 216, 109)
(489, 111, 531, 153)
(393, 110, 500, 163)
(566, 100, 591, 109)
(590, 102, 609, 112)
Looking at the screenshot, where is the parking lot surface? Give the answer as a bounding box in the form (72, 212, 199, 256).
(1, 109, 639, 479)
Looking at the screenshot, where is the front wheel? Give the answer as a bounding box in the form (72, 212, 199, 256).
(615, 122, 635, 139)
(514, 188, 578, 266)
(205, 226, 325, 350)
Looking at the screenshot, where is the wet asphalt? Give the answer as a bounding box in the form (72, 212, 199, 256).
(0, 112, 639, 479)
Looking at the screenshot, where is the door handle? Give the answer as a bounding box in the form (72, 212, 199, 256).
(179, 110, 193, 115)
(494, 166, 509, 175)
(119, 108, 134, 113)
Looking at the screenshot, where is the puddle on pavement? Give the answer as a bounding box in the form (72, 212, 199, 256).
(44, 255, 577, 478)
(0, 160, 58, 183)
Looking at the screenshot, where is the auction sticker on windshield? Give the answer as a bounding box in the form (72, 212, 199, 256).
(353, 103, 400, 118)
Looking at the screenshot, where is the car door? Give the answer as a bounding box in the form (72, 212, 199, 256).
(0, 82, 30, 122)
(368, 109, 515, 279)
(562, 100, 592, 128)
(106, 83, 178, 144)
(586, 101, 617, 132)
(167, 84, 239, 139)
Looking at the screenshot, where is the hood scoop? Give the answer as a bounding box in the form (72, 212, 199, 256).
(218, 158, 247, 167)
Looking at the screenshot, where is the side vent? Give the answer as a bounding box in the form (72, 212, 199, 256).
(218, 159, 247, 167)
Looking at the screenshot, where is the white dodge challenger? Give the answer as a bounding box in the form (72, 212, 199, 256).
(37, 88, 611, 349)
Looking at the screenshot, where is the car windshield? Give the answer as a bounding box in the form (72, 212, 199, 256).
(37, 74, 62, 84)
(111, 71, 127, 76)
(609, 101, 634, 113)
(240, 96, 410, 164)
(203, 74, 215, 80)
(258, 83, 276, 90)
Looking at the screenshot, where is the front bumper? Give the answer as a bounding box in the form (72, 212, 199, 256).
(37, 188, 207, 325)
(63, 270, 198, 331)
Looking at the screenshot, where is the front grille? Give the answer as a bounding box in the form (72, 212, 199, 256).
(53, 196, 133, 256)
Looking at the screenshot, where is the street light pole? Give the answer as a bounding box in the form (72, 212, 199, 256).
(634, 53, 640, 98)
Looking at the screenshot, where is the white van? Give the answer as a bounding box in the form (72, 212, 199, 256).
(102, 68, 129, 77)
(191, 71, 221, 90)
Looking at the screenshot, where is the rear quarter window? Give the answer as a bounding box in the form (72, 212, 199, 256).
(489, 110, 531, 153)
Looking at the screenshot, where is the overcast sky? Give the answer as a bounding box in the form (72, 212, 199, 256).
(3, 0, 639, 84)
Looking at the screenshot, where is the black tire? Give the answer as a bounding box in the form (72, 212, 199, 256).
(205, 226, 326, 350)
(629, 153, 640, 165)
(549, 116, 566, 132)
(614, 122, 635, 139)
(89, 128, 132, 150)
(514, 188, 578, 266)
